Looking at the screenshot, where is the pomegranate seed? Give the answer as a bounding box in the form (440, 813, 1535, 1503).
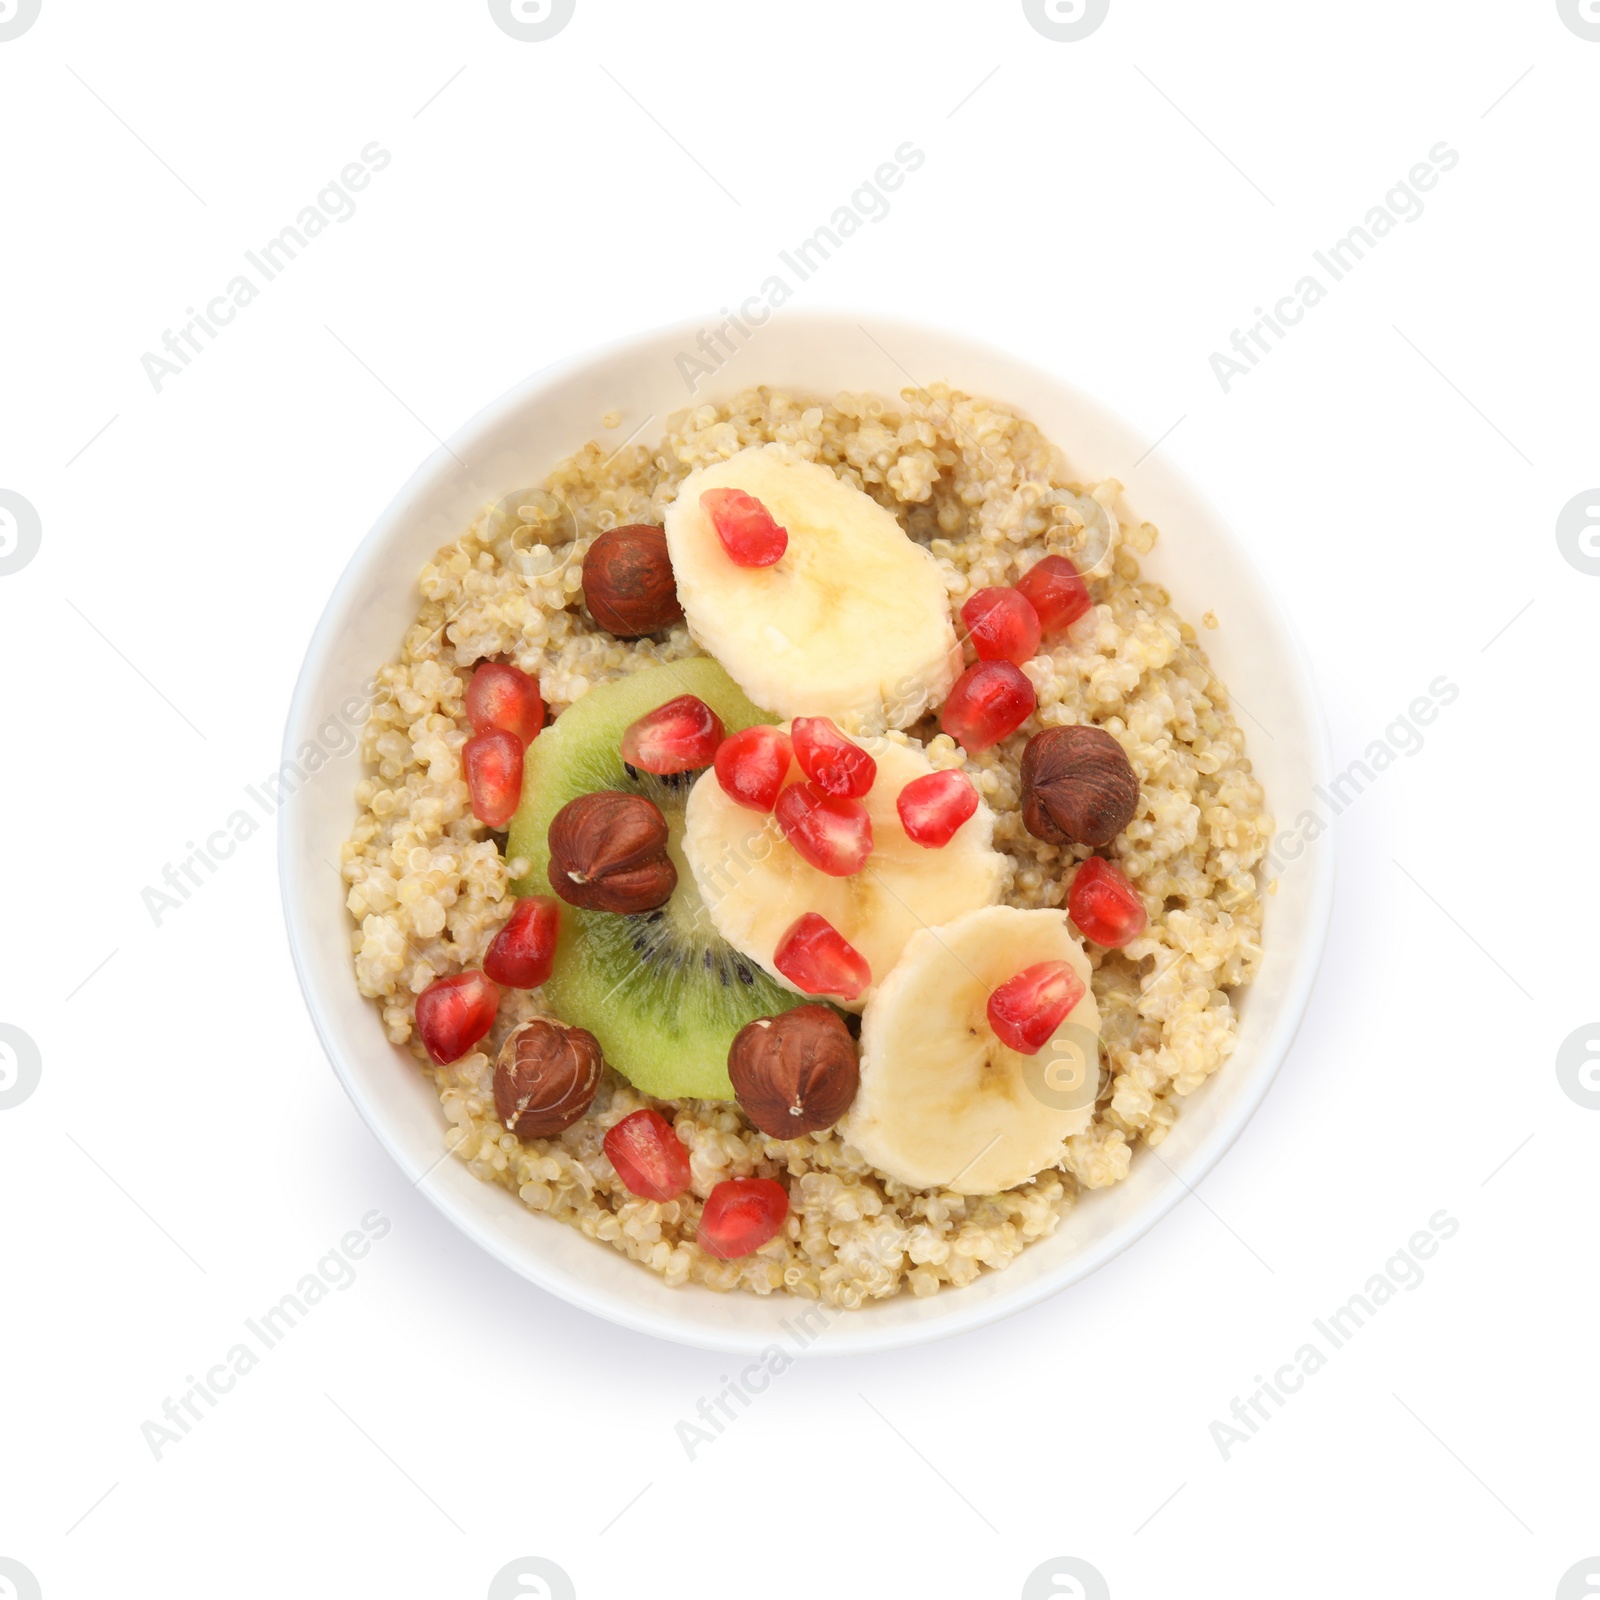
(414, 970, 500, 1065)
(697, 1176, 789, 1258)
(1067, 855, 1148, 948)
(620, 694, 725, 773)
(791, 716, 876, 799)
(961, 588, 1042, 665)
(774, 784, 872, 876)
(940, 661, 1036, 753)
(714, 724, 793, 812)
(987, 960, 1087, 1055)
(604, 1109, 691, 1201)
(896, 769, 979, 848)
(1015, 555, 1092, 633)
(465, 662, 544, 745)
(482, 895, 560, 989)
(463, 728, 525, 827)
(773, 912, 871, 1001)
(701, 487, 788, 567)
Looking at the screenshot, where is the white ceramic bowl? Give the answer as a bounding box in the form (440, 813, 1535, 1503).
(280, 312, 1333, 1356)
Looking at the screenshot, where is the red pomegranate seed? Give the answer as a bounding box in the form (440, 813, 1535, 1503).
(482, 895, 560, 989)
(414, 969, 500, 1065)
(940, 661, 1036, 753)
(463, 727, 525, 827)
(791, 716, 876, 799)
(773, 912, 871, 1001)
(987, 960, 1087, 1055)
(896, 769, 979, 848)
(466, 662, 544, 745)
(714, 724, 793, 812)
(774, 784, 872, 876)
(961, 588, 1042, 665)
(701, 487, 788, 567)
(698, 1176, 789, 1258)
(620, 694, 725, 774)
(604, 1109, 692, 1201)
(1015, 555, 1092, 633)
(1068, 855, 1148, 947)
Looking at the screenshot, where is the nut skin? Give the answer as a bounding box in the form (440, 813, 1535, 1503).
(581, 524, 684, 638)
(547, 790, 677, 913)
(494, 1019, 603, 1140)
(1020, 725, 1140, 848)
(728, 1005, 860, 1139)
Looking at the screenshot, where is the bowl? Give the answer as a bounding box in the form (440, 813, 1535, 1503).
(279, 311, 1333, 1356)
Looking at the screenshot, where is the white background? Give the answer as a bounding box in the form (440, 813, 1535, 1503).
(2, 2, 1596, 1597)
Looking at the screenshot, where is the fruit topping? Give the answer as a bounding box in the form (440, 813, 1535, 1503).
(986, 960, 1087, 1056)
(714, 724, 793, 812)
(839, 905, 1101, 1194)
(1015, 555, 1092, 633)
(1021, 725, 1140, 847)
(683, 728, 1007, 1015)
(482, 895, 560, 989)
(700, 487, 788, 567)
(1066, 855, 1148, 948)
(895, 769, 979, 848)
(697, 1176, 789, 1259)
(774, 784, 873, 877)
(466, 661, 545, 745)
(773, 912, 871, 1002)
(620, 694, 726, 774)
(547, 790, 677, 913)
(960, 588, 1041, 666)
(728, 1005, 860, 1138)
(415, 970, 500, 1065)
(664, 448, 961, 731)
(504, 662, 812, 1100)
(494, 1018, 603, 1139)
(604, 1108, 692, 1201)
(940, 661, 1036, 753)
(581, 524, 684, 637)
(463, 727, 525, 827)
(791, 716, 876, 799)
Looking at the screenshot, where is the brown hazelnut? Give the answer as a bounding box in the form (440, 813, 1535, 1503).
(581, 525, 684, 638)
(1020, 725, 1140, 847)
(728, 1005, 859, 1139)
(494, 1018, 603, 1139)
(547, 790, 677, 913)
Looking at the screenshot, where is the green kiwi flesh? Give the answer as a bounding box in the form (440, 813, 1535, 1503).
(505, 658, 808, 1100)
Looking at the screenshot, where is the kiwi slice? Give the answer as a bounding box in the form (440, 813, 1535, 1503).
(505, 658, 808, 1100)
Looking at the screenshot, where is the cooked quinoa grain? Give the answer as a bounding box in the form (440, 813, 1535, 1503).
(341, 385, 1271, 1306)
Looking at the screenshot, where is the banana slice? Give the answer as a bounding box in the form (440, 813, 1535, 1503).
(662, 446, 962, 733)
(681, 732, 1006, 1012)
(841, 906, 1101, 1194)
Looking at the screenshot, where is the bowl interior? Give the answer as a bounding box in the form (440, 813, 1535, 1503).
(280, 313, 1331, 1356)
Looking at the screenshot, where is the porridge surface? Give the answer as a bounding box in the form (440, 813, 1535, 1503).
(340, 385, 1271, 1305)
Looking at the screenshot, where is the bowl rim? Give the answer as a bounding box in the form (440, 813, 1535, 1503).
(279, 308, 1335, 1356)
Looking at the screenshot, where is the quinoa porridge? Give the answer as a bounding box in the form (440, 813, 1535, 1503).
(340, 385, 1271, 1307)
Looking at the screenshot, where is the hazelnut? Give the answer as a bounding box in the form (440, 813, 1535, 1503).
(728, 1005, 859, 1139)
(494, 1018, 603, 1139)
(547, 790, 677, 913)
(581, 524, 684, 638)
(1020, 725, 1140, 847)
